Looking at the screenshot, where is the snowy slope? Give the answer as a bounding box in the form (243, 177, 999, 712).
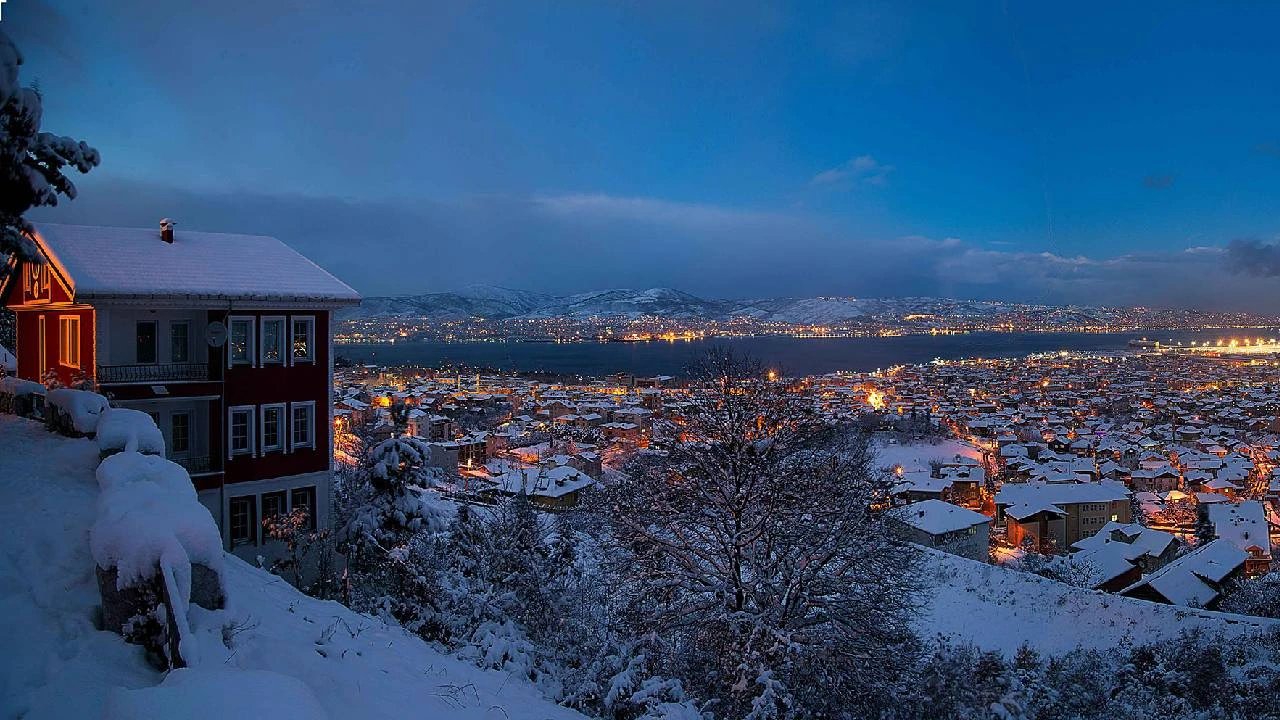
(0, 415, 584, 720)
(917, 548, 1276, 655)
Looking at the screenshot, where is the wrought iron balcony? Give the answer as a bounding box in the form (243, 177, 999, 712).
(97, 363, 211, 384)
(171, 455, 213, 475)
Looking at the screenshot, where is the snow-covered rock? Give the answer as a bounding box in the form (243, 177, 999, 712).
(46, 388, 109, 435)
(97, 408, 166, 456)
(91, 452, 225, 665)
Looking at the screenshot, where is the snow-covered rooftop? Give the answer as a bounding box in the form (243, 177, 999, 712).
(32, 223, 360, 303)
(893, 499, 991, 536)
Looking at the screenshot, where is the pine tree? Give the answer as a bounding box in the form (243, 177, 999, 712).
(0, 29, 100, 276)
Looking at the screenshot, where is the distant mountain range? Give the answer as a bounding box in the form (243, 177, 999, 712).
(337, 284, 1250, 326)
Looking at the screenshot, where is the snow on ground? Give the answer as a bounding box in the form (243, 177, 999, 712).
(0, 416, 584, 720)
(917, 547, 1277, 655)
(874, 437, 982, 471)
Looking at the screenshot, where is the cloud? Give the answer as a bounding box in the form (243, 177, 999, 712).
(27, 176, 1280, 313)
(1224, 238, 1280, 277)
(1142, 174, 1176, 189)
(810, 155, 895, 187)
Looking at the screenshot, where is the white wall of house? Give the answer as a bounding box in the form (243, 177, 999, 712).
(95, 307, 209, 366)
(114, 397, 213, 469)
(197, 469, 333, 562)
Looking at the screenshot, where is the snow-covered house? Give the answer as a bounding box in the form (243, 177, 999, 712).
(1119, 539, 1248, 609)
(890, 499, 992, 561)
(1, 222, 359, 559)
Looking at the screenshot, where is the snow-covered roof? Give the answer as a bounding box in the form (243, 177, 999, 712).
(1205, 501, 1271, 552)
(32, 223, 360, 304)
(892, 499, 991, 535)
(1121, 539, 1247, 607)
(995, 480, 1129, 508)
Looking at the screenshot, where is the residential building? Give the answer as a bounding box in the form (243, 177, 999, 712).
(1, 222, 359, 561)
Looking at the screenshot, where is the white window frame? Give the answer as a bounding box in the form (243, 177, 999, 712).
(290, 315, 316, 364)
(228, 405, 255, 458)
(228, 316, 256, 368)
(261, 402, 285, 453)
(260, 316, 286, 365)
(58, 315, 80, 368)
(290, 401, 315, 451)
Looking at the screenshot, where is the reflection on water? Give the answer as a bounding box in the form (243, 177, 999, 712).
(337, 329, 1269, 378)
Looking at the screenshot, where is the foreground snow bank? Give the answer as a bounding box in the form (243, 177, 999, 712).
(46, 387, 109, 434)
(96, 408, 166, 456)
(1, 415, 585, 720)
(105, 669, 327, 720)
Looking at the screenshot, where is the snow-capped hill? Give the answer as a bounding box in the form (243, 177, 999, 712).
(338, 285, 554, 320)
(341, 286, 1105, 324)
(520, 288, 728, 319)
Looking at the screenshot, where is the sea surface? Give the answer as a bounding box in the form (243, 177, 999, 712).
(336, 329, 1277, 378)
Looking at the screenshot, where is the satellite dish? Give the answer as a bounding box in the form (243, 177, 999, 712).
(206, 321, 228, 348)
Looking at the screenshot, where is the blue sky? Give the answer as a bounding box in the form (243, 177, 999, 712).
(7, 1, 1280, 309)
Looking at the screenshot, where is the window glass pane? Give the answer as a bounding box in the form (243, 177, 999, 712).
(230, 320, 250, 363)
(292, 319, 312, 360)
(231, 410, 250, 452)
(263, 319, 283, 363)
(230, 496, 256, 544)
(137, 321, 157, 364)
(262, 491, 287, 522)
(264, 407, 280, 449)
(291, 486, 317, 530)
(293, 406, 311, 446)
(171, 323, 189, 363)
(171, 413, 190, 453)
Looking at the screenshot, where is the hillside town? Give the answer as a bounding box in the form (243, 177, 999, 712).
(330, 347, 1279, 612)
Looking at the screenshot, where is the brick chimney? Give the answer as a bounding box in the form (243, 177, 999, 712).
(160, 218, 175, 244)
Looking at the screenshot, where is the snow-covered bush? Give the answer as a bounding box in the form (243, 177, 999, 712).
(96, 407, 166, 457)
(91, 452, 224, 668)
(45, 387, 108, 436)
(0, 375, 44, 416)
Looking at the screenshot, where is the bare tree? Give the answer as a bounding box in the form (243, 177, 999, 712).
(595, 349, 923, 718)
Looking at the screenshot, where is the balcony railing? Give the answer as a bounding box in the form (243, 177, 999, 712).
(171, 455, 214, 475)
(97, 363, 211, 384)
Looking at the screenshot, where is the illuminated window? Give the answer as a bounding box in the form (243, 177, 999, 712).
(290, 401, 315, 450)
(291, 316, 315, 363)
(229, 406, 254, 456)
(58, 316, 80, 368)
(229, 317, 254, 366)
(261, 403, 284, 452)
(261, 317, 285, 364)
